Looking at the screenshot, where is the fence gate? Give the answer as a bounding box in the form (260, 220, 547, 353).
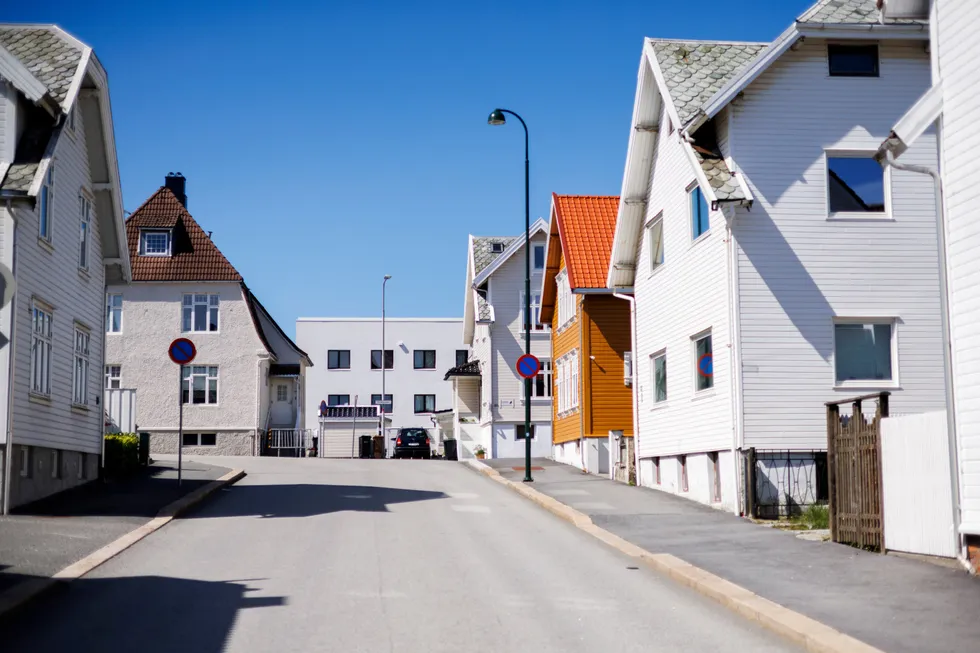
(826, 392, 889, 551)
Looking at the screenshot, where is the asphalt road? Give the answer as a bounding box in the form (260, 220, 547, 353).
(0, 457, 800, 652)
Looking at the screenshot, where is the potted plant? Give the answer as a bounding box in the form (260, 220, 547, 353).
(475, 445, 487, 460)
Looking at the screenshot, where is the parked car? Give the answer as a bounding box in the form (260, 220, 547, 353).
(393, 428, 431, 459)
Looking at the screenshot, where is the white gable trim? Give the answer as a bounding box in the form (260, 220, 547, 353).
(471, 218, 549, 288)
(62, 46, 92, 114)
(644, 40, 683, 134)
(879, 82, 943, 160)
(0, 43, 50, 110)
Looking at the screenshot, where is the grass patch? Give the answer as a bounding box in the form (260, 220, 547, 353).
(789, 504, 829, 530)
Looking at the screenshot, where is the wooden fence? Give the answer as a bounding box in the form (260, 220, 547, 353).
(826, 392, 889, 551)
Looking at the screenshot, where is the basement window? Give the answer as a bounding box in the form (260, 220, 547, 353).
(828, 44, 879, 77)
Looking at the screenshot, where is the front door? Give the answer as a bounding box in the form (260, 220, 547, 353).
(270, 381, 294, 427)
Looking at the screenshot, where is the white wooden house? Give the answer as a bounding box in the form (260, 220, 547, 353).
(0, 25, 131, 511)
(607, 0, 946, 514)
(447, 220, 553, 458)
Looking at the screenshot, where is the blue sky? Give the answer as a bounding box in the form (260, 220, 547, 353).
(7, 0, 814, 335)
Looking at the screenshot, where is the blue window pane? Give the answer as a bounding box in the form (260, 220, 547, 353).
(691, 187, 710, 239)
(828, 158, 885, 213)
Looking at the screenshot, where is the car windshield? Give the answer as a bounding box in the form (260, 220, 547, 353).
(400, 429, 428, 440)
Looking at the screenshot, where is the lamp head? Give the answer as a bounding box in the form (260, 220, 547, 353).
(487, 109, 506, 126)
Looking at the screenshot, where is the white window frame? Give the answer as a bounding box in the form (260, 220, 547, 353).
(832, 317, 899, 389)
(692, 330, 713, 394)
(19, 446, 30, 478)
(521, 291, 548, 332)
(105, 293, 122, 334)
(646, 213, 664, 274)
(328, 349, 351, 370)
(651, 350, 667, 404)
(532, 359, 552, 399)
(78, 194, 91, 270)
(825, 150, 892, 221)
(555, 358, 565, 413)
(327, 394, 350, 406)
(689, 182, 711, 242)
(182, 365, 219, 405)
(556, 270, 574, 330)
(570, 350, 579, 410)
(277, 384, 288, 402)
(67, 104, 77, 134)
(414, 394, 436, 414)
(39, 164, 54, 243)
(413, 349, 437, 369)
(182, 294, 220, 333)
(182, 433, 217, 447)
(533, 244, 546, 271)
(72, 325, 91, 406)
(139, 228, 172, 256)
(30, 300, 53, 397)
(105, 364, 121, 389)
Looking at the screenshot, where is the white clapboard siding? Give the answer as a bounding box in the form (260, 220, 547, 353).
(733, 40, 946, 451)
(881, 411, 957, 557)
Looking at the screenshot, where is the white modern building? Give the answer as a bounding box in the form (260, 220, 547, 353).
(297, 317, 466, 448)
(105, 174, 312, 457)
(0, 25, 131, 511)
(607, 0, 946, 514)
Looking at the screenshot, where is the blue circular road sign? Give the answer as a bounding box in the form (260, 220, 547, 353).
(169, 338, 197, 365)
(698, 353, 713, 377)
(516, 354, 541, 379)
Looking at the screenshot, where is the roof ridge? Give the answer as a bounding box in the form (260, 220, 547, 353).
(553, 194, 620, 199)
(124, 186, 170, 222)
(647, 37, 770, 46)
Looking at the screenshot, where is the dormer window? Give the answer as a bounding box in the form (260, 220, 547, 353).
(491, 242, 505, 253)
(139, 229, 171, 256)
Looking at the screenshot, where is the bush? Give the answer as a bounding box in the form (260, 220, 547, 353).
(104, 432, 140, 478)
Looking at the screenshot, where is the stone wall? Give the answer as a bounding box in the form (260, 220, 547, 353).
(2, 443, 100, 509)
(148, 430, 256, 457)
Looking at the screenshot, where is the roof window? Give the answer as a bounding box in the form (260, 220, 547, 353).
(139, 229, 172, 256)
(491, 242, 505, 253)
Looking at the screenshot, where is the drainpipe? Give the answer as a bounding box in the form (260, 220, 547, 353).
(613, 292, 640, 486)
(723, 208, 744, 516)
(2, 201, 18, 515)
(882, 149, 963, 562)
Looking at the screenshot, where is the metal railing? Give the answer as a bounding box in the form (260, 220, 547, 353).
(265, 429, 314, 457)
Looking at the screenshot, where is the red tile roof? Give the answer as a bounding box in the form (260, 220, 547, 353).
(125, 187, 242, 282)
(553, 194, 619, 289)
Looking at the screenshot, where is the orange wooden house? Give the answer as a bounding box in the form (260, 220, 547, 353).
(540, 194, 634, 479)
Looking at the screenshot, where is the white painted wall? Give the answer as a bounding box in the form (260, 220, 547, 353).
(471, 322, 493, 424)
(554, 439, 583, 469)
(103, 282, 267, 434)
(492, 423, 551, 459)
(733, 39, 946, 450)
(297, 318, 464, 432)
(632, 101, 733, 460)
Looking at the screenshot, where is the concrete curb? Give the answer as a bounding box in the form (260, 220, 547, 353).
(0, 468, 245, 621)
(465, 460, 884, 653)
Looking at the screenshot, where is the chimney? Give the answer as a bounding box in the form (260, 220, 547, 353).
(165, 172, 187, 208)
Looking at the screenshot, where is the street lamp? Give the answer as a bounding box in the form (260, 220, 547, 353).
(382, 275, 392, 456)
(487, 107, 533, 483)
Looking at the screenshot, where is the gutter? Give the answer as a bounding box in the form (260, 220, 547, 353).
(881, 148, 963, 560)
(613, 291, 640, 487)
(1, 200, 18, 515)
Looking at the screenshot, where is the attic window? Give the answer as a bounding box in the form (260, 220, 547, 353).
(139, 229, 171, 256)
(491, 242, 505, 253)
(828, 45, 879, 77)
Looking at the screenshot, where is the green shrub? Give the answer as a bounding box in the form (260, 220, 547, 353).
(104, 432, 140, 478)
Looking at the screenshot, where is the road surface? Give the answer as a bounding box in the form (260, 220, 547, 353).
(0, 457, 800, 652)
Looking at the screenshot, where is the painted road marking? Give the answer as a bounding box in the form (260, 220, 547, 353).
(447, 492, 480, 499)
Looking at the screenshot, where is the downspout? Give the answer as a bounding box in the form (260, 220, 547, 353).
(1, 201, 17, 515)
(724, 208, 745, 516)
(578, 298, 586, 471)
(883, 149, 964, 562)
(613, 292, 640, 486)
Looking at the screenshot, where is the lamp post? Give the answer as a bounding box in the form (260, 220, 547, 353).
(382, 275, 391, 456)
(488, 108, 533, 483)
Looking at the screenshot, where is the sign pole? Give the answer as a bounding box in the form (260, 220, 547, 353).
(178, 363, 184, 487)
(169, 338, 196, 488)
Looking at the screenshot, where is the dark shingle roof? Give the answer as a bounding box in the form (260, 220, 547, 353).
(0, 26, 84, 107)
(798, 0, 918, 24)
(125, 187, 243, 282)
(444, 359, 481, 380)
(650, 40, 768, 126)
(473, 237, 516, 275)
(0, 102, 56, 193)
(694, 151, 745, 202)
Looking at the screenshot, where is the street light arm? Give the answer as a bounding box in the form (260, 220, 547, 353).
(497, 109, 529, 161)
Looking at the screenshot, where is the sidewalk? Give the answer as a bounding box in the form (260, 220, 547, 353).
(0, 458, 230, 596)
(487, 458, 979, 653)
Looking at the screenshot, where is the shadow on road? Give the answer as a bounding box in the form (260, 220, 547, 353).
(182, 483, 449, 519)
(0, 572, 286, 652)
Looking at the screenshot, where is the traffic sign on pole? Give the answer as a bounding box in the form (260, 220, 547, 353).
(168, 338, 196, 487)
(169, 338, 196, 365)
(516, 354, 541, 379)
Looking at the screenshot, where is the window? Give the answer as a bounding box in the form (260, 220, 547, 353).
(533, 244, 546, 271)
(827, 155, 886, 215)
(414, 350, 436, 369)
(654, 457, 661, 485)
(709, 451, 721, 502)
(371, 350, 393, 370)
(679, 455, 689, 492)
(277, 384, 288, 402)
(51, 450, 61, 479)
(555, 358, 565, 413)
(556, 271, 574, 329)
(456, 350, 468, 367)
(19, 446, 30, 478)
(570, 351, 579, 410)
(371, 394, 393, 408)
(557, 352, 579, 414)
(105, 293, 122, 333)
(105, 365, 121, 389)
(652, 351, 667, 403)
(183, 433, 217, 447)
(533, 360, 552, 398)
(834, 320, 894, 384)
(78, 195, 91, 270)
(690, 185, 710, 240)
(647, 215, 664, 272)
(181, 366, 219, 404)
(516, 424, 536, 440)
(139, 229, 171, 256)
(491, 242, 505, 254)
(73, 326, 90, 405)
(327, 350, 350, 370)
(182, 294, 219, 332)
(39, 164, 54, 242)
(695, 333, 713, 392)
(327, 394, 350, 406)
(67, 104, 76, 133)
(30, 302, 53, 397)
(521, 292, 547, 331)
(828, 44, 879, 77)
(414, 394, 436, 413)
